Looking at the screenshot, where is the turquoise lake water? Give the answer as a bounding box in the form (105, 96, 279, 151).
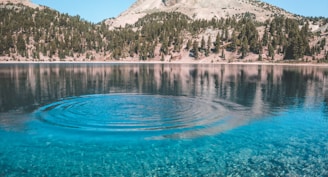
(0, 64, 327, 176)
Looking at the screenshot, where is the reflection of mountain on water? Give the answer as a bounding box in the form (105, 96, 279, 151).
(1, 64, 328, 114)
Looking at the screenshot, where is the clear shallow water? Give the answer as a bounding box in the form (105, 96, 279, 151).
(0, 64, 328, 176)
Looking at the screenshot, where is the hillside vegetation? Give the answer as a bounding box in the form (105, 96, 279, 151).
(0, 3, 327, 62)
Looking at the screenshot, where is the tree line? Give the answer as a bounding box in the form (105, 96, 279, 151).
(0, 3, 327, 61)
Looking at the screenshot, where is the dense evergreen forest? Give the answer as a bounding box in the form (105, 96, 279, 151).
(0, 3, 327, 62)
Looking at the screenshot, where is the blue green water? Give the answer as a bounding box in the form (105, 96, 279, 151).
(0, 64, 328, 176)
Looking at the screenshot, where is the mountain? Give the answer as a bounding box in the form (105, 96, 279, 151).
(0, 0, 37, 8)
(0, 0, 327, 63)
(107, 0, 295, 28)
(0, 1, 113, 62)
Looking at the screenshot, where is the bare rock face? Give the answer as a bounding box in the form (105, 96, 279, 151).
(0, 0, 27, 4)
(0, 0, 38, 8)
(162, 0, 182, 6)
(106, 0, 294, 28)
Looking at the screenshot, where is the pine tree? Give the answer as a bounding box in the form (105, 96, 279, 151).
(201, 36, 206, 50)
(16, 34, 26, 57)
(207, 36, 212, 53)
(240, 37, 249, 59)
(160, 39, 169, 55)
(227, 30, 237, 52)
(205, 36, 212, 56)
(221, 49, 225, 59)
(214, 32, 220, 53)
(0, 36, 5, 55)
(268, 44, 274, 60)
(258, 54, 262, 61)
(192, 40, 199, 59)
(262, 30, 268, 46)
(186, 39, 192, 50)
(320, 38, 326, 50)
(224, 28, 229, 41)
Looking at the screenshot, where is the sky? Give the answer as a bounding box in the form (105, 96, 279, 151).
(31, 0, 135, 23)
(31, 0, 328, 23)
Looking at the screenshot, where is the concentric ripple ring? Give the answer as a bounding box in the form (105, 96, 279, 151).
(34, 94, 249, 139)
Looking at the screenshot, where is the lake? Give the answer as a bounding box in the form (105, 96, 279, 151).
(0, 63, 328, 176)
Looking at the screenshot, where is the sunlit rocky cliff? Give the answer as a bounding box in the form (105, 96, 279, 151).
(107, 0, 294, 28)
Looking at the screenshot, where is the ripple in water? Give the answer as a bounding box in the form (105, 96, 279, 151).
(34, 94, 251, 139)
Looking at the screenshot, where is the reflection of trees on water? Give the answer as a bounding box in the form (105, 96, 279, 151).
(1, 64, 328, 113)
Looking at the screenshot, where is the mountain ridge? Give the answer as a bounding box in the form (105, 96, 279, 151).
(106, 0, 295, 28)
(0, 0, 327, 63)
(0, 0, 38, 8)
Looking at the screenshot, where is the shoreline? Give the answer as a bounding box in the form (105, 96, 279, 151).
(1, 60, 328, 67)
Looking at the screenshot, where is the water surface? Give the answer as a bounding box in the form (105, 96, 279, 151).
(0, 64, 328, 176)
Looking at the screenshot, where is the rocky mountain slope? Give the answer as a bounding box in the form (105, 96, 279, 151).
(0, 0, 37, 8)
(0, 0, 327, 63)
(107, 0, 294, 28)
